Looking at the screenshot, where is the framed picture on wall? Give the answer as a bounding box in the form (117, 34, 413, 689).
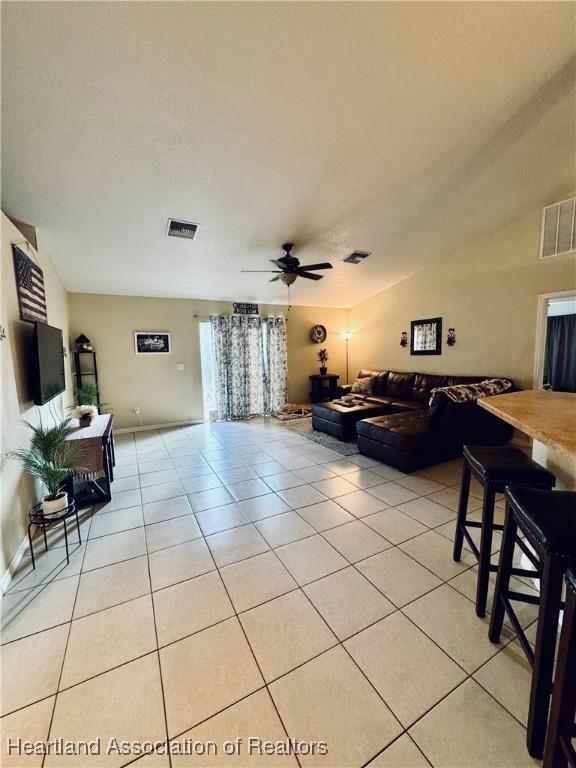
(134, 332, 171, 355)
(410, 317, 442, 355)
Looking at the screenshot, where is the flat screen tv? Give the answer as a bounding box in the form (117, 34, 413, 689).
(32, 322, 66, 405)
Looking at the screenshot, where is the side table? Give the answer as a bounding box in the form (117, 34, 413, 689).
(309, 374, 340, 403)
(64, 413, 115, 509)
(28, 498, 81, 569)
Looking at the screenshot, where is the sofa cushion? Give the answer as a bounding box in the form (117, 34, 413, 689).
(390, 400, 427, 412)
(357, 411, 429, 449)
(447, 375, 487, 386)
(384, 371, 416, 400)
(372, 372, 389, 395)
(412, 374, 450, 403)
(365, 396, 394, 407)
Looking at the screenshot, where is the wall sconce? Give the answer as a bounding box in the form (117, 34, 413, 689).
(447, 328, 456, 346)
(400, 331, 408, 348)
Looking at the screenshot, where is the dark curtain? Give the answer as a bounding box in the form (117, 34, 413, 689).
(543, 314, 576, 392)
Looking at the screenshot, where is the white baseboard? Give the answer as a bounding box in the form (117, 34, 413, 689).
(115, 419, 205, 434)
(1, 534, 29, 594)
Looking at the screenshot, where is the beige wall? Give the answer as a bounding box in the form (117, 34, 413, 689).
(348, 206, 576, 486)
(348, 208, 576, 388)
(68, 294, 348, 429)
(1, 213, 73, 578)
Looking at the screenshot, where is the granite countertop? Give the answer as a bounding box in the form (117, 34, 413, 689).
(479, 390, 576, 458)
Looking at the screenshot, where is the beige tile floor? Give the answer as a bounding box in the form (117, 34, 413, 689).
(1, 420, 540, 767)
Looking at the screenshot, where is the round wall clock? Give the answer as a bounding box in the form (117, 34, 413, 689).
(310, 325, 327, 344)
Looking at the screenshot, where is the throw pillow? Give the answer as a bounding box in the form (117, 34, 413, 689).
(350, 376, 374, 395)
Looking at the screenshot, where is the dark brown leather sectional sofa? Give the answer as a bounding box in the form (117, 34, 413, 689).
(316, 368, 515, 472)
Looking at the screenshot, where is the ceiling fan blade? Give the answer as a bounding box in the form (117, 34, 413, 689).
(298, 271, 323, 281)
(241, 270, 282, 273)
(269, 276, 281, 282)
(297, 262, 333, 271)
(270, 259, 289, 269)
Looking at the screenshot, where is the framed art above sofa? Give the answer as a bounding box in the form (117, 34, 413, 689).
(411, 317, 442, 355)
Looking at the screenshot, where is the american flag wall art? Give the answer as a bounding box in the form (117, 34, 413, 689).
(12, 244, 48, 323)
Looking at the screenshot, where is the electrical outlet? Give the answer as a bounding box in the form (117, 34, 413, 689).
(133, 406, 140, 415)
(176, 363, 185, 371)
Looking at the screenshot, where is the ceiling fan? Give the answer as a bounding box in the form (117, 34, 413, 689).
(241, 242, 332, 284)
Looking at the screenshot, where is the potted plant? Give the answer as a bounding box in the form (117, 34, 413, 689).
(73, 404, 98, 427)
(6, 419, 83, 516)
(318, 348, 329, 375)
(76, 383, 99, 407)
(71, 383, 100, 426)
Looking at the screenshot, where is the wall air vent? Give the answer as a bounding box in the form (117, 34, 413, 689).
(540, 197, 576, 259)
(166, 219, 199, 240)
(343, 251, 371, 264)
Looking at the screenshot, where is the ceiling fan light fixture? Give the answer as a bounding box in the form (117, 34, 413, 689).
(280, 273, 297, 286)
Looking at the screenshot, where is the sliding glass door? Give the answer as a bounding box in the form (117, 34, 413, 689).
(199, 321, 216, 420)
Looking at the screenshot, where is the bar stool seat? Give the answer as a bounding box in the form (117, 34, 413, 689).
(544, 567, 576, 768)
(454, 445, 555, 619)
(489, 487, 576, 759)
(509, 487, 576, 557)
(462, 445, 555, 487)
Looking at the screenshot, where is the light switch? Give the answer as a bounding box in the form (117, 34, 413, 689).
(176, 363, 185, 371)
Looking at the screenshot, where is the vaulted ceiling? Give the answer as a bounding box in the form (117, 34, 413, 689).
(2, 2, 574, 307)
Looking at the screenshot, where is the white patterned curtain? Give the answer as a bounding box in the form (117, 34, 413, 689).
(210, 314, 264, 420)
(210, 314, 287, 421)
(264, 316, 288, 414)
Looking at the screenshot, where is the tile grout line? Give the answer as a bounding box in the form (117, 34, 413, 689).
(7, 487, 426, 596)
(3, 425, 532, 765)
(142, 490, 174, 768)
(280, 492, 537, 737)
(2, 530, 530, 722)
(0, 463, 503, 648)
(40, 472, 99, 768)
(361, 731, 433, 768)
(157, 432, 305, 768)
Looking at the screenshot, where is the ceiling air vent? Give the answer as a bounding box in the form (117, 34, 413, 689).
(166, 219, 198, 240)
(540, 197, 575, 259)
(343, 251, 371, 264)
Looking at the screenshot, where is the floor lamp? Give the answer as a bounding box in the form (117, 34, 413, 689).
(342, 332, 353, 384)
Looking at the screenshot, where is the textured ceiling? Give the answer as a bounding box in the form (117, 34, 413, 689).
(2, 1, 575, 308)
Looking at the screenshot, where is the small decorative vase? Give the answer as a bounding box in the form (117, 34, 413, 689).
(320, 366, 328, 375)
(42, 492, 68, 516)
(79, 414, 93, 427)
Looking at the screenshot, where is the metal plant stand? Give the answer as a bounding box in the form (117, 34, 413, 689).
(28, 498, 81, 569)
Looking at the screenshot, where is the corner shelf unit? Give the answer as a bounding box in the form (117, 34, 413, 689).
(73, 349, 101, 407)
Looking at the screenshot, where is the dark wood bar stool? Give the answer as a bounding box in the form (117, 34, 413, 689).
(544, 567, 576, 768)
(489, 487, 576, 759)
(453, 445, 555, 617)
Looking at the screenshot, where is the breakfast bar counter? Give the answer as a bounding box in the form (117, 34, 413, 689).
(479, 390, 576, 458)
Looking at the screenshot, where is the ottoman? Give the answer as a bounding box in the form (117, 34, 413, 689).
(311, 401, 389, 442)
